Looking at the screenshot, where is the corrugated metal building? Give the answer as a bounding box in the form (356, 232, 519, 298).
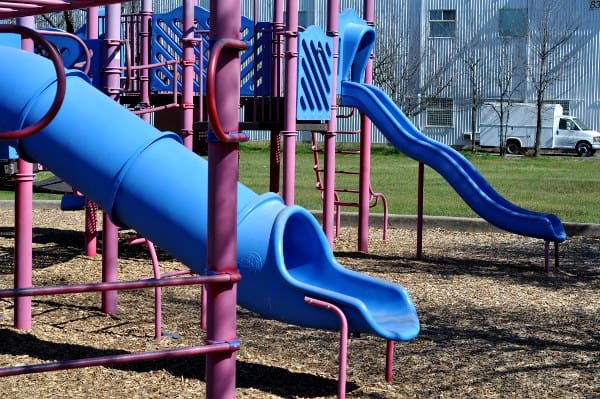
(237, 0, 600, 147)
(32, 1, 600, 146)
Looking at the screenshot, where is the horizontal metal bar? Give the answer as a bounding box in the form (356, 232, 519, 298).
(0, 273, 241, 299)
(0, 342, 239, 377)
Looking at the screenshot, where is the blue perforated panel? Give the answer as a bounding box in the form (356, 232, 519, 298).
(150, 6, 269, 96)
(296, 26, 333, 121)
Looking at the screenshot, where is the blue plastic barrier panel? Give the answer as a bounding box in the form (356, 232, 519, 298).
(296, 26, 333, 121)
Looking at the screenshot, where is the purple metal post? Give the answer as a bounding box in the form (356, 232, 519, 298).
(206, 0, 242, 397)
(13, 15, 35, 331)
(269, 0, 284, 194)
(304, 296, 348, 399)
(416, 162, 424, 259)
(101, 3, 122, 314)
(323, 0, 340, 246)
(385, 340, 394, 382)
(358, 0, 375, 252)
(180, 0, 195, 149)
(281, 0, 299, 205)
(85, 6, 99, 258)
(544, 241, 550, 273)
(139, 0, 152, 124)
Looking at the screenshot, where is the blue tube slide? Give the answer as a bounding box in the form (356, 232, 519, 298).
(340, 80, 566, 243)
(0, 45, 419, 341)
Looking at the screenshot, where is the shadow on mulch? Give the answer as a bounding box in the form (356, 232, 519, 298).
(0, 328, 354, 398)
(0, 227, 176, 275)
(335, 237, 600, 290)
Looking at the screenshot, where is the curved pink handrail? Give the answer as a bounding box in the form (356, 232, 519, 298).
(206, 38, 248, 143)
(0, 24, 67, 140)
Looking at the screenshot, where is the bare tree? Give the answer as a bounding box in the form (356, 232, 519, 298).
(486, 39, 526, 156)
(39, 11, 77, 33)
(456, 36, 485, 152)
(372, 25, 453, 119)
(529, 2, 578, 156)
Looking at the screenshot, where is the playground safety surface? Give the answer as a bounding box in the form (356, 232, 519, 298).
(0, 208, 598, 398)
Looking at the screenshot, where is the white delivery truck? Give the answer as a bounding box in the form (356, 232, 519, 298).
(479, 103, 600, 156)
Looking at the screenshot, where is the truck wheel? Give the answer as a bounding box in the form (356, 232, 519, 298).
(506, 141, 521, 155)
(576, 142, 593, 157)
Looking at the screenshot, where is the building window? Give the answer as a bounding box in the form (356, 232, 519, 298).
(499, 8, 528, 37)
(426, 98, 454, 127)
(429, 9, 456, 38)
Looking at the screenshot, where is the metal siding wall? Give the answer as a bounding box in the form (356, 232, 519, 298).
(29, 1, 600, 143)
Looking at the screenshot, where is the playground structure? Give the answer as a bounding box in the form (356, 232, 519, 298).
(0, 0, 567, 398)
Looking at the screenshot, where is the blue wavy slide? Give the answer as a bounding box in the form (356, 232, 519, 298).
(341, 80, 566, 242)
(0, 44, 419, 341)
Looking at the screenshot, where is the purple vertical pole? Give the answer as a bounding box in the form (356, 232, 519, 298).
(13, 16, 35, 330)
(269, 0, 285, 194)
(86, 7, 99, 40)
(85, 7, 99, 258)
(416, 162, 424, 259)
(282, 0, 299, 205)
(139, 0, 152, 124)
(358, 0, 375, 252)
(101, 4, 122, 314)
(323, 0, 340, 246)
(206, 0, 241, 397)
(181, 0, 195, 149)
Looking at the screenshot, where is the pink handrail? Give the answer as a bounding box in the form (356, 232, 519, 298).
(0, 24, 66, 139)
(206, 38, 249, 143)
(304, 296, 348, 399)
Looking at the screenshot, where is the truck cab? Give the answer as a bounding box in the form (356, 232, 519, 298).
(555, 116, 600, 156)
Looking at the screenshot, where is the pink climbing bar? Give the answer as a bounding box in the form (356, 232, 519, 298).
(304, 296, 348, 399)
(0, 342, 239, 377)
(206, 38, 249, 143)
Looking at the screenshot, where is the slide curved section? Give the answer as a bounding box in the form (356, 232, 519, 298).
(0, 45, 419, 341)
(341, 81, 565, 242)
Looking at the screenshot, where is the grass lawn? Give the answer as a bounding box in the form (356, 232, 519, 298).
(1, 144, 597, 224)
(238, 142, 600, 224)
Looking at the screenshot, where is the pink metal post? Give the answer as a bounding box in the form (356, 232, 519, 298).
(322, 0, 340, 246)
(84, 6, 99, 258)
(269, 0, 284, 194)
(206, 0, 243, 396)
(385, 340, 394, 382)
(139, 0, 152, 124)
(358, 0, 375, 252)
(180, 0, 195, 149)
(101, 3, 122, 314)
(416, 162, 424, 259)
(281, 0, 299, 205)
(13, 15, 35, 330)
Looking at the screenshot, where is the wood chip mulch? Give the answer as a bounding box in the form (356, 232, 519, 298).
(0, 209, 598, 398)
